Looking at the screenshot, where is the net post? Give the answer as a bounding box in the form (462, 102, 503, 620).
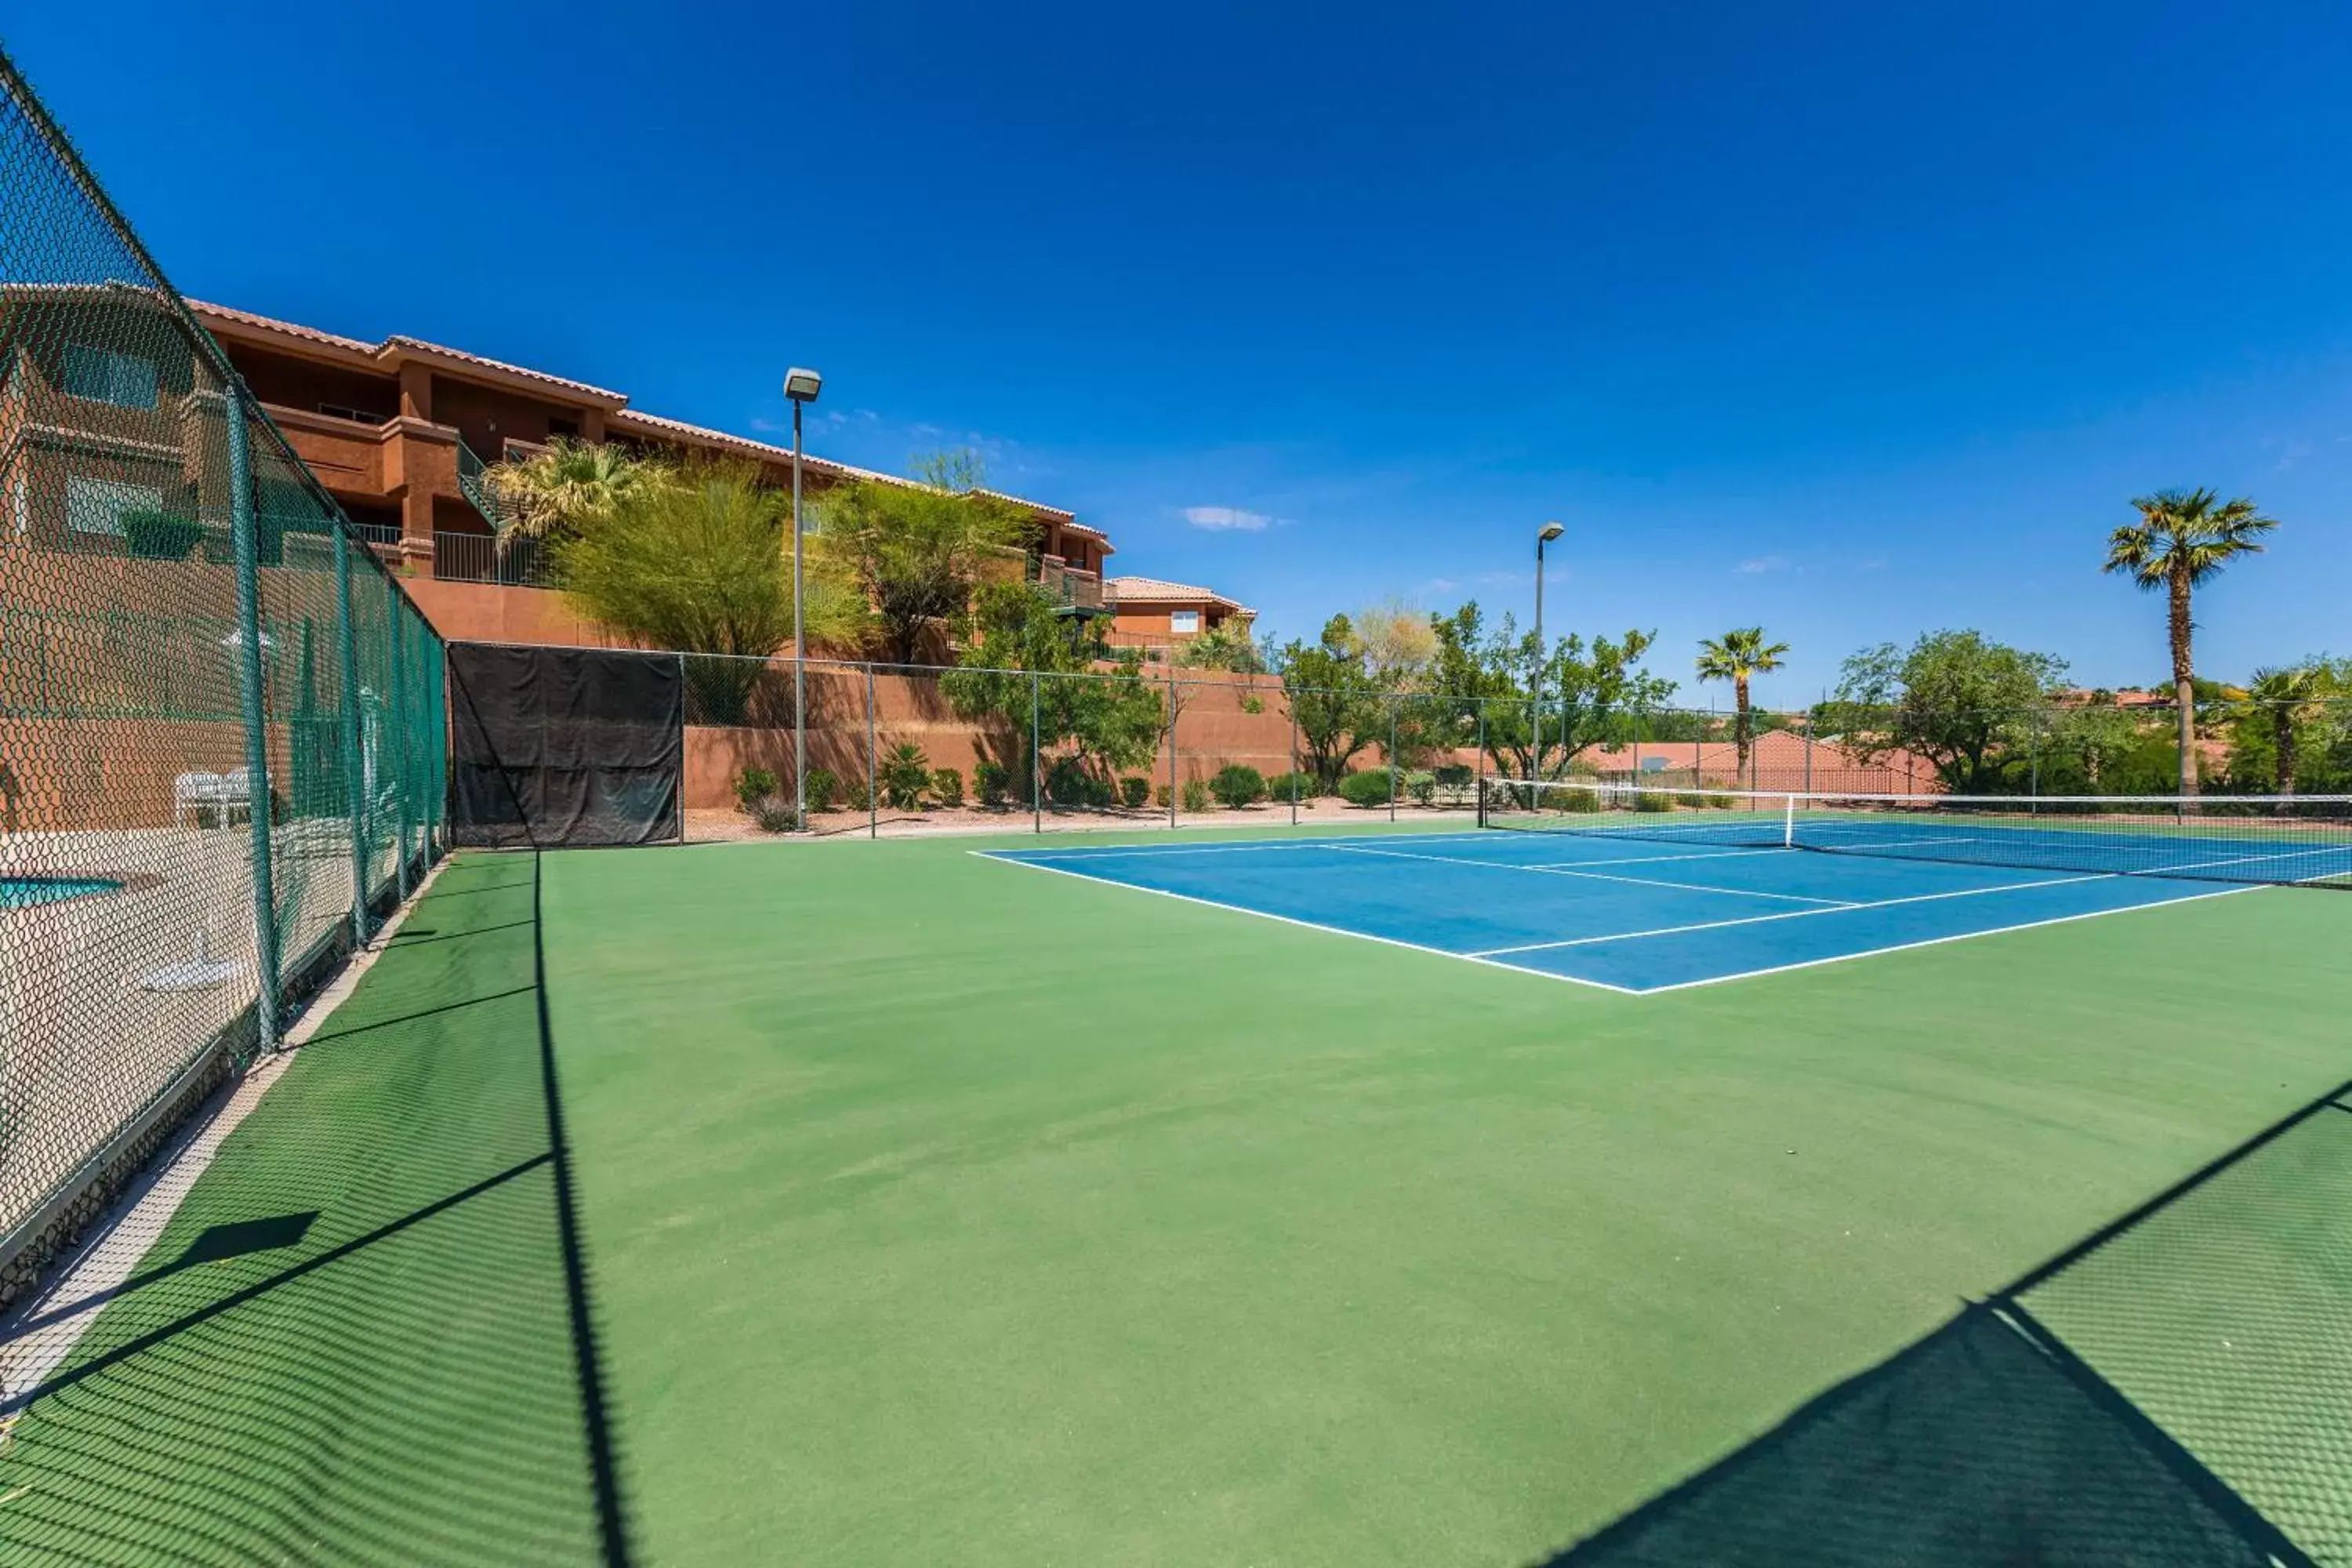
(332, 527, 372, 946)
(227, 388, 282, 1052)
(1783, 791, 1795, 848)
(386, 602, 412, 901)
(865, 662, 877, 840)
(1030, 670, 1042, 834)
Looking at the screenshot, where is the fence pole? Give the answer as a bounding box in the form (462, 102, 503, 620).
(866, 663, 878, 839)
(227, 390, 281, 1051)
(385, 601, 412, 902)
(1801, 707, 1812, 795)
(1030, 671, 1042, 834)
(1166, 666, 1178, 829)
(332, 528, 372, 946)
(1475, 701, 1486, 826)
(2029, 709, 2042, 811)
(1288, 691, 1299, 827)
(1388, 700, 1399, 822)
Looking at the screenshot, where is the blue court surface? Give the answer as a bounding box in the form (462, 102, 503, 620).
(977, 828, 2283, 993)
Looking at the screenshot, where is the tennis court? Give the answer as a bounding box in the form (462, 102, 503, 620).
(8, 822, 2351, 1566)
(983, 787, 2352, 993)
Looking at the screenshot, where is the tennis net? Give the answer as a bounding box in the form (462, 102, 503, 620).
(1478, 779, 2352, 887)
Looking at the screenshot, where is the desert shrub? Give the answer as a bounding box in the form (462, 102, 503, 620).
(929, 768, 964, 808)
(1120, 775, 1151, 809)
(1634, 790, 1676, 812)
(1265, 771, 1314, 801)
(1404, 769, 1438, 807)
(735, 766, 780, 812)
(803, 768, 840, 813)
(1433, 764, 1474, 804)
(880, 743, 931, 809)
(1338, 769, 1394, 808)
(1210, 764, 1269, 808)
(751, 794, 799, 833)
(1045, 755, 1113, 808)
(1180, 778, 1214, 814)
(1156, 783, 1173, 809)
(974, 759, 1011, 808)
(1555, 782, 1606, 811)
(1703, 793, 1739, 809)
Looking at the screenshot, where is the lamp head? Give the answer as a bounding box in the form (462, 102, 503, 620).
(1537, 521, 1565, 544)
(783, 367, 823, 404)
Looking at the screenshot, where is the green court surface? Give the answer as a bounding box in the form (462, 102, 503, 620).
(5, 828, 2350, 1565)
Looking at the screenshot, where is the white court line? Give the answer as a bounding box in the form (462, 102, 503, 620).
(1632, 884, 2264, 995)
(1001, 829, 1497, 859)
(1470, 871, 2120, 955)
(972, 851, 1646, 996)
(1325, 842, 1856, 906)
(1529, 848, 1793, 869)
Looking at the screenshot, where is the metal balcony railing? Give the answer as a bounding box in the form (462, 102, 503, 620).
(350, 521, 402, 549)
(1040, 562, 1113, 616)
(455, 435, 508, 533)
(433, 530, 557, 587)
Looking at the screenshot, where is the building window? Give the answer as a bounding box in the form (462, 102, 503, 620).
(320, 402, 390, 424)
(65, 474, 164, 535)
(1170, 610, 1200, 634)
(60, 343, 160, 409)
(547, 416, 580, 441)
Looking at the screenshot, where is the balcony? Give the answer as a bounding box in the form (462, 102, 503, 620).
(433, 530, 556, 588)
(1040, 561, 1113, 618)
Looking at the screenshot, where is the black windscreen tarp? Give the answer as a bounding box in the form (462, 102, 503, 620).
(448, 643, 683, 848)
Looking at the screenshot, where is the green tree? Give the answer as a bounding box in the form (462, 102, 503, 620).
(1831, 631, 2067, 793)
(1174, 619, 1269, 674)
(2241, 666, 2326, 797)
(557, 461, 863, 723)
(1425, 604, 1672, 779)
(1277, 615, 1385, 790)
(1693, 627, 1790, 784)
(2103, 488, 2278, 794)
(941, 582, 1163, 797)
(812, 450, 1034, 665)
(487, 437, 669, 546)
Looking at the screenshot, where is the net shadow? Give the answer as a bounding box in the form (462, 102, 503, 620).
(1535, 1080, 2352, 1568)
(0, 854, 632, 1566)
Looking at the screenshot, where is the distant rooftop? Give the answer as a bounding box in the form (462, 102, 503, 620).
(1106, 575, 1254, 615)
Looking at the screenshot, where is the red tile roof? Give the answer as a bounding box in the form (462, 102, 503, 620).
(1106, 576, 1255, 615)
(187, 299, 1081, 521)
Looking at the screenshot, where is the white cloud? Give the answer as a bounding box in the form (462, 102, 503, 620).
(1737, 555, 1791, 575)
(1181, 505, 1275, 531)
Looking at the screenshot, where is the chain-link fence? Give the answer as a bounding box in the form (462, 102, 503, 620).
(649, 652, 2352, 841)
(0, 49, 446, 1292)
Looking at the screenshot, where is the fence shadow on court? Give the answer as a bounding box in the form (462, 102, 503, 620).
(1534, 1081, 2352, 1568)
(0, 854, 630, 1566)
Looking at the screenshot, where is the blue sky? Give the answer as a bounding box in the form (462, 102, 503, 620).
(11, 2, 2351, 705)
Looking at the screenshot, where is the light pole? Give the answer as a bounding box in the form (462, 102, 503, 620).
(784, 366, 822, 827)
(1530, 521, 1563, 783)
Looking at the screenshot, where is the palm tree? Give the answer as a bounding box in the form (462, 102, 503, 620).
(1695, 627, 1789, 786)
(486, 437, 670, 550)
(2245, 666, 2322, 800)
(2103, 488, 2278, 796)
